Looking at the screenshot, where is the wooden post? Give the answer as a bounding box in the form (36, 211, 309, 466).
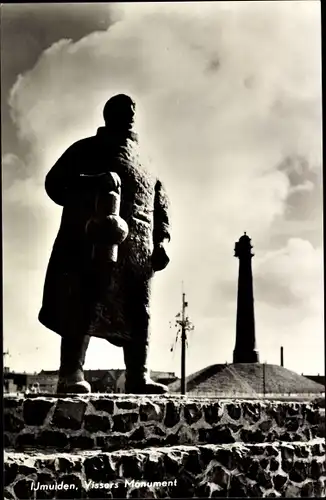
(181, 292, 186, 395)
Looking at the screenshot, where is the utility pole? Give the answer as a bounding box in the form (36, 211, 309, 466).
(174, 284, 194, 396)
(263, 362, 266, 397)
(181, 291, 186, 395)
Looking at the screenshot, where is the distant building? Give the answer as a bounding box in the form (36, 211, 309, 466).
(37, 369, 120, 393)
(116, 371, 178, 393)
(4, 372, 28, 393)
(14, 369, 179, 393)
(28, 372, 58, 393)
(85, 369, 124, 393)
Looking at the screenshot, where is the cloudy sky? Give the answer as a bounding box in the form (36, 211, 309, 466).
(2, 2, 323, 377)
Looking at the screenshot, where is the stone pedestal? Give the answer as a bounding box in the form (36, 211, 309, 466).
(4, 394, 325, 498)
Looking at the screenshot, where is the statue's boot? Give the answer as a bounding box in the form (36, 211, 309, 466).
(57, 335, 91, 394)
(124, 342, 169, 394)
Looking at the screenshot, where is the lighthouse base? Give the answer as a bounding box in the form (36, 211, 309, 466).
(233, 349, 260, 364)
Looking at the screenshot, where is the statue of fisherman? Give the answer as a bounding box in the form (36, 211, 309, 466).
(38, 94, 171, 394)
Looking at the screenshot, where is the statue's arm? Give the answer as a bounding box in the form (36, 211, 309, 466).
(152, 179, 171, 272)
(153, 179, 171, 246)
(45, 146, 77, 206)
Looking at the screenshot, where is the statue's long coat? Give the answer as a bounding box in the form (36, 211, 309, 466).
(38, 127, 170, 347)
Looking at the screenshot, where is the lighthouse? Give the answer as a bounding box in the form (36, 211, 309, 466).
(233, 233, 260, 363)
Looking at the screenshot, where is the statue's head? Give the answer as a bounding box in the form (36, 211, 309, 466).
(103, 94, 136, 130)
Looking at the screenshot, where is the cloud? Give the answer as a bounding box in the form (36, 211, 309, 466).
(255, 238, 323, 311)
(3, 1, 323, 375)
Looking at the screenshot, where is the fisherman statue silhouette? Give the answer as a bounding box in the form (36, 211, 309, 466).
(39, 94, 171, 394)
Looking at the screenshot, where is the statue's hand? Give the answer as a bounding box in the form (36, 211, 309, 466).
(78, 172, 121, 193)
(151, 242, 170, 272)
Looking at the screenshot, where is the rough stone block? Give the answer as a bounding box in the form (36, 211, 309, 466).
(55, 457, 74, 474)
(167, 424, 198, 446)
(35, 473, 56, 500)
(229, 473, 248, 497)
(163, 452, 182, 476)
(18, 464, 37, 475)
(4, 398, 24, 410)
(118, 454, 144, 480)
(311, 442, 325, 456)
(184, 403, 203, 425)
(209, 464, 231, 488)
(14, 479, 35, 499)
(242, 402, 261, 422)
(84, 455, 117, 482)
(202, 425, 236, 444)
(203, 402, 222, 426)
(129, 427, 146, 442)
(23, 399, 54, 426)
(284, 482, 302, 497)
(84, 414, 111, 433)
(183, 449, 203, 476)
(311, 459, 324, 480)
(281, 445, 294, 461)
(52, 400, 87, 430)
(259, 419, 273, 432)
(38, 430, 69, 449)
(226, 403, 242, 421)
(145, 424, 166, 438)
(168, 474, 195, 498)
(272, 474, 288, 492)
(143, 454, 166, 481)
(305, 408, 319, 425)
(4, 412, 25, 433)
(5, 462, 19, 487)
(16, 432, 39, 449)
(101, 434, 129, 452)
(289, 460, 309, 483)
(247, 459, 260, 480)
(35, 458, 56, 472)
(265, 444, 279, 457)
(90, 398, 115, 414)
(240, 428, 265, 443)
(267, 406, 287, 427)
(116, 401, 138, 410)
(257, 469, 273, 489)
(139, 402, 163, 422)
(286, 417, 301, 432)
(294, 445, 310, 458)
(56, 474, 84, 499)
(301, 481, 314, 497)
(112, 412, 139, 432)
(164, 402, 180, 428)
(70, 435, 96, 450)
(4, 433, 14, 448)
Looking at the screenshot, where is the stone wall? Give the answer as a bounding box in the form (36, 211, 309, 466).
(4, 441, 325, 499)
(4, 395, 325, 499)
(4, 395, 324, 452)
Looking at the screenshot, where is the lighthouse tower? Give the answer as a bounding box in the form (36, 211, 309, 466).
(233, 233, 260, 364)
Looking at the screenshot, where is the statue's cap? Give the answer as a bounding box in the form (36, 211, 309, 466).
(239, 232, 250, 241)
(103, 94, 136, 125)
